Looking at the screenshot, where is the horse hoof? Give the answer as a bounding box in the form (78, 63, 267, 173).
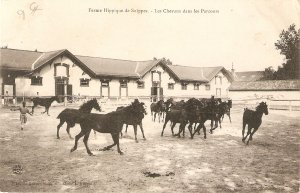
(119, 152, 124, 155)
(143, 138, 146, 140)
(88, 153, 95, 156)
(57, 137, 60, 139)
(135, 140, 139, 143)
(70, 148, 76, 152)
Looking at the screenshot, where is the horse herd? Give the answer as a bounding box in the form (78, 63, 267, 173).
(28, 96, 269, 156)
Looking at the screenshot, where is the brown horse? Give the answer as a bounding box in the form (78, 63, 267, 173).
(56, 98, 101, 139)
(70, 100, 146, 156)
(150, 100, 164, 122)
(242, 102, 268, 145)
(31, 96, 60, 116)
(117, 102, 147, 142)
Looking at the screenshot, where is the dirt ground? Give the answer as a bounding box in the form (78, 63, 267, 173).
(0, 105, 299, 193)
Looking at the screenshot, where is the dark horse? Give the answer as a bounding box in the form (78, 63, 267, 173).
(161, 99, 186, 136)
(70, 100, 146, 155)
(117, 101, 147, 142)
(31, 96, 60, 116)
(150, 100, 164, 122)
(56, 98, 102, 139)
(242, 102, 268, 145)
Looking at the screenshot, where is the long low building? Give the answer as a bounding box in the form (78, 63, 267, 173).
(0, 48, 234, 102)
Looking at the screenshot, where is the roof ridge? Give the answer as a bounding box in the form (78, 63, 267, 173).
(1, 47, 44, 53)
(169, 64, 223, 69)
(76, 54, 153, 63)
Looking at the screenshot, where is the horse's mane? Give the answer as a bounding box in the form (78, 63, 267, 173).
(79, 99, 94, 111)
(108, 104, 134, 116)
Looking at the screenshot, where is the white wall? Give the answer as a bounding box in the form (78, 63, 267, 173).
(14, 55, 102, 97)
(15, 61, 55, 96)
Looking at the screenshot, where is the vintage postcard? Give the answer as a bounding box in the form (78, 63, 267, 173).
(0, 0, 299, 192)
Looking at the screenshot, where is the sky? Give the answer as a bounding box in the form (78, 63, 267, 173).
(1, 0, 300, 72)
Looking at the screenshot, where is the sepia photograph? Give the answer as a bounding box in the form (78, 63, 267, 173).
(0, 0, 300, 192)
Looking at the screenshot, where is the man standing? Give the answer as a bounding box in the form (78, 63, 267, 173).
(10, 101, 33, 130)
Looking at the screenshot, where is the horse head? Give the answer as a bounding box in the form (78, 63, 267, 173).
(79, 98, 101, 112)
(130, 100, 147, 116)
(90, 98, 102, 112)
(257, 102, 268, 115)
(140, 102, 147, 115)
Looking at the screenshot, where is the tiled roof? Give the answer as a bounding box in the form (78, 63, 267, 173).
(1, 48, 232, 82)
(168, 65, 231, 82)
(235, 71, 264, 81)
(0, 48, 43, 70)
(34, 49, 66, 69)
(76, 55, 158, 78)
(229, 79, 300, 91)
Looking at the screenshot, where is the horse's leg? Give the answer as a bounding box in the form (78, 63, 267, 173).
(242, 122, 246, 142)
(171, 123, 176, 136)
(139, 122, 146, 140)
(66, 124, 73, 139)
(209, 119, 214, 133)
(178, 122, 186, 138)
(112, 133, 123, 155)
(192, 122, 202, 138)
(56, 119, 65, 139)
(188, 122, 193, 138)
(125, 124, 128, 133)
(83, 130, 93, 156)
(243, 126, 252, 144)
(161, 118, 168, 136)
(120, 126, 123, 139)
(102, 133, 119, 152)
(249, 127, 258, 142)
(70, 130, 86, 153)
(41, 106, 47, 114)
(158, 112, 161, 123)
(203, 124, 207, 139)
(154, 112, 156, 122)
(133, 124, 138, 143)
(46, 106, 50, 116)
(32, 105, 36, 115)
(228, 113, 232, 123)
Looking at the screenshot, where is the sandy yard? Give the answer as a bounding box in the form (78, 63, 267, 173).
(0, 105, 299, 192)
